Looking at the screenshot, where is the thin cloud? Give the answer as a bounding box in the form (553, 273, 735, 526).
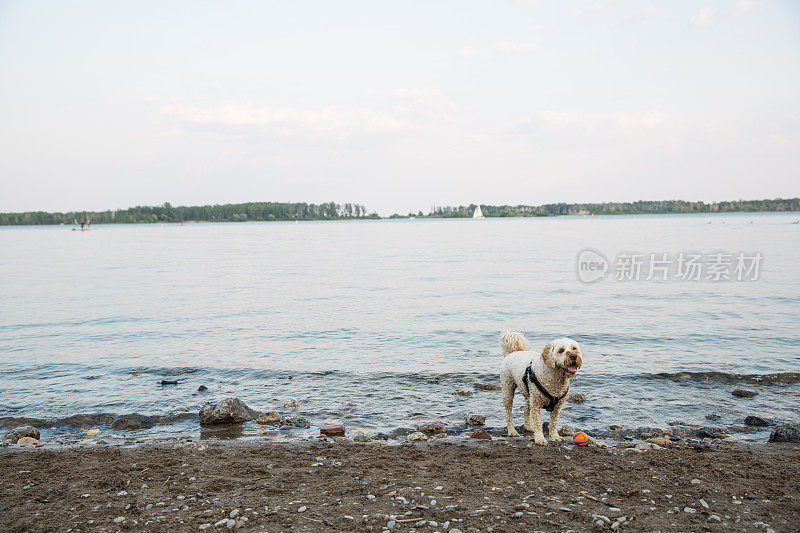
(494, 41, 536, 55)
(732, 0, 763, 18)
(690, 7, 716, 27)
(163, 103, 415, 140)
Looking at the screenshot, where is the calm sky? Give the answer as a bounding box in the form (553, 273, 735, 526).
(0, 0, 798, 215)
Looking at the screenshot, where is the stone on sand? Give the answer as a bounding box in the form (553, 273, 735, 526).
(470, 428, 491, 440)
(320, 424, 345, 437)
(199, 398, 257, 425)
(408, 432, 428, 442)
(4, 426, 40, 444)
(17, 436, 39, 446)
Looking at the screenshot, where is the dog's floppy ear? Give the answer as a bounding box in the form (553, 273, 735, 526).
(541, 342, 554, 367)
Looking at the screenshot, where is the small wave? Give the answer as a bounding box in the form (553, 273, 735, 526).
(644, 371, 800, 385)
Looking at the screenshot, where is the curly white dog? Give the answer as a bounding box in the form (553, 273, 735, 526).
(499, 330, 583, 445)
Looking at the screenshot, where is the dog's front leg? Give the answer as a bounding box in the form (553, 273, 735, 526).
(531, 406, 547, 445)
(548, 405, 564, 443)
(503, 387, 520, 437)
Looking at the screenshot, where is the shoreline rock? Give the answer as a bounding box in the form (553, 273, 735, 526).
(732, 389, 758, 398)
(4, 425, 40, 444)
(283, 417, 311, 429)
(768, 425, 800, 443)
(199, 398, 257, 425)
(473, 382, 501, 391)
(255, 411, 282, 425)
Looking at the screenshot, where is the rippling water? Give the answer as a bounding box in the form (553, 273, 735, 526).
(1, 213, 799, 443)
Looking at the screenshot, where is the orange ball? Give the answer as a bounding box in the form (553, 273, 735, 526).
(573, 432, 589, 446)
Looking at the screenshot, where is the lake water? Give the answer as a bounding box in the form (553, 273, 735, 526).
(1, 213, 799, 444)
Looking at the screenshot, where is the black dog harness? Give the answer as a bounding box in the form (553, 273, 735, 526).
(523, 365, 568, 412)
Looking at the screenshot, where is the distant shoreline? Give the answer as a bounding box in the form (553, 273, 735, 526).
(1, 198, 798, 226)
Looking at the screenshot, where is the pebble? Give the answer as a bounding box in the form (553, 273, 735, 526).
(214, 519, 229, 527)
(367, 494, 376, 500)
(198, 524, 211, 530)
(470, 428, 492, 440)
(225, 519, 235, 528)
(690, 478, 700, 484)
(699, 499, 709, 509)
(608, 507, 621, 512)
(684, 507, 696, 514)
(113, 517, 125, 523)
(708, 515, 721, 522)
(449, 529, 463, 533)
(321, 424, 346, 437)
(298, 506, 307, 512)
(513, 512, 523, 518)
(592, 514, 611, 524)
(407, 432, 428, 442)
(386, 520, 396, 529)
(230, 509, 239, 518)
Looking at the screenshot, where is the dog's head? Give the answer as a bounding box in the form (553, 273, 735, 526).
(541, 338, 583, 377)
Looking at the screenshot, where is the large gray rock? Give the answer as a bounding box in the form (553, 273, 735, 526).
(4, 425, 40, 443)
(768, 425, 800, 443)
(199, 398, 257, 425)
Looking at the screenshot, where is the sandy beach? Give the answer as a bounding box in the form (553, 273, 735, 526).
(1, 439, 798, 532)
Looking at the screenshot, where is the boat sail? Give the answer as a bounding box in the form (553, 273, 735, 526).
(473, 205, 484, 219)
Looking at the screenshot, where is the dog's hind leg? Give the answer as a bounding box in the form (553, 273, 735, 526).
(502, 382, 520, 437)
(523, 396, 535, 432)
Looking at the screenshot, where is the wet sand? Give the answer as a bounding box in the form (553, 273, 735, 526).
(1, 440, 798, 532)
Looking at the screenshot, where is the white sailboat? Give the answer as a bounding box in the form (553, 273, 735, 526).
(472, 205, 484, 219)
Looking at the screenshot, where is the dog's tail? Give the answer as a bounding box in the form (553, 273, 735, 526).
(500, 330, 530, 355)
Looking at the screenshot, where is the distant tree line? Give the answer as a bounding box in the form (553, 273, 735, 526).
(0, 202, 378, 225)
(426, 198, 800, 218)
